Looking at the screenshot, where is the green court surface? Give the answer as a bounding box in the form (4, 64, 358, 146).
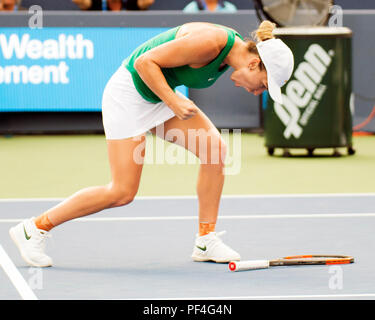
(0, 133, 374, 198)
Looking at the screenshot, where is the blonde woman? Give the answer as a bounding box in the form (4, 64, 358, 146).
(10, 21, 294, 267)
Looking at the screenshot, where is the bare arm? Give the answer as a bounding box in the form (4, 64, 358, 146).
(72, 0, 92, 10)
(134, 28, 227, 119)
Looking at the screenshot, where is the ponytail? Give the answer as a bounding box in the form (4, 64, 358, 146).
(245, 21, 276, 71)
(252, 20, 276, 43)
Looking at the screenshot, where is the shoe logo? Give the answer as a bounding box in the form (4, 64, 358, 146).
(23, 225, 31, 240)
(208, 78, 215, 82)
(196, 245, 207, 251)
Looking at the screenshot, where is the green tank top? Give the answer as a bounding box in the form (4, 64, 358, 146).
(123, 25, 243, 103)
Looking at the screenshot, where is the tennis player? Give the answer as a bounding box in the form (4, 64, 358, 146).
(9, 21, 294, 267)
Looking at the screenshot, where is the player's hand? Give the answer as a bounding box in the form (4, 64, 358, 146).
(170, 98, 199, 120)
(137, 0, 154, 10)
(72, 0, 92, 10)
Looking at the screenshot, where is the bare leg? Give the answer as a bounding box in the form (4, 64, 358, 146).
(42, 135, 146, 228)
(151, 110, 226, 225)
(153, 112, 241, 263)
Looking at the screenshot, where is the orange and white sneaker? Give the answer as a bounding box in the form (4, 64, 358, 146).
(9, 218, 52, 267)
(191, 231, 241, 263)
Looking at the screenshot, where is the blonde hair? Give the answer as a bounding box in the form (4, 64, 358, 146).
(252, 20, 276, 43)
(245, 21, 276, 70)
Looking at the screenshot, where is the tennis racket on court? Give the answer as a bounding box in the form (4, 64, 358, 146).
(229, 255, 354, 272)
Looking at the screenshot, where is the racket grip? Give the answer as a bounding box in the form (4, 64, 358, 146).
(229, 260, 270, 271)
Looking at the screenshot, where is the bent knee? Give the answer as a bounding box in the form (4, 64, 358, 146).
(107, 186, 137, 207)
(199, 137, 227, 166)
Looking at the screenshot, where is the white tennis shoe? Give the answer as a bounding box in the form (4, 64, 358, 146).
(9, 217, 53, 267)
(191, 231, 241, 263)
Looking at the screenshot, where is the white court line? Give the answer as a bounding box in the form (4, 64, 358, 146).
(0, 245, 38, 300)
(76, 212, 375, 221)
(1, 212, 375, 224)
(138, 293, 375, 300)
(0, 192, 374, 202)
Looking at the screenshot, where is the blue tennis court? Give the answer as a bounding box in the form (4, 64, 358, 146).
(1, 194, 374, 300)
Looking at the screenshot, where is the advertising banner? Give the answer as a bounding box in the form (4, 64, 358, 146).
(0, 27, 188, 112)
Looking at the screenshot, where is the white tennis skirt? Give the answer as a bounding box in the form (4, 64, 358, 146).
(101, 65, 177, 140)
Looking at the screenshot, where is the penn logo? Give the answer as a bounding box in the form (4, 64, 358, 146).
(274, 44, 333, 139)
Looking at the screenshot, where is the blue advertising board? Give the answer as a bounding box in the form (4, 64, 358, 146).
(0, 27, 188, 112)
